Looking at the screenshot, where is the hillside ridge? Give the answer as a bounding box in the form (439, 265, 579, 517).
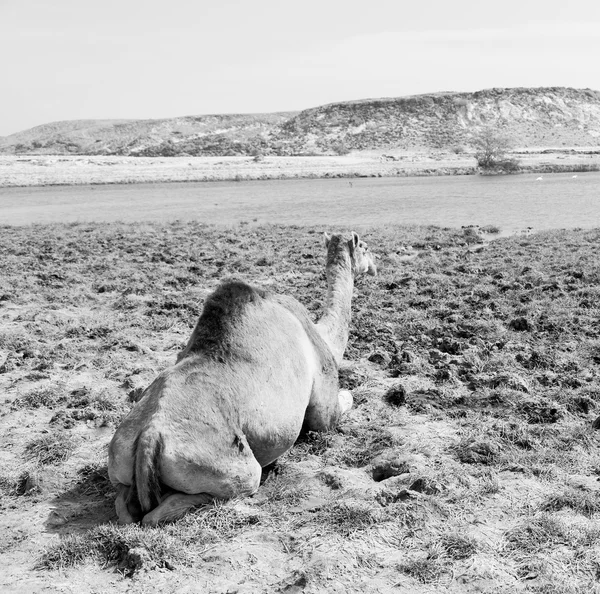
(2, 87, 599, 156)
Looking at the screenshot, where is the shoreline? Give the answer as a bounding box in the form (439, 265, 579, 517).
(1, 150, 599, 187)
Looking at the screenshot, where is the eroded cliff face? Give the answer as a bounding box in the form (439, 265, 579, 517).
(277, 87, 600, 152)
(2, 87, 599, 156)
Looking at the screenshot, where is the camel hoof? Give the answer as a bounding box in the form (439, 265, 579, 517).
(141, 510, 162, 527)
(339, 390, 353, 414)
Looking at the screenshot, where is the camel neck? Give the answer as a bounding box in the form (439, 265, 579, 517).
(317, 251, 354, 364)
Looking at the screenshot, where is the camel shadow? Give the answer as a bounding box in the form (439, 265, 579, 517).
(44, 464, 116, 536)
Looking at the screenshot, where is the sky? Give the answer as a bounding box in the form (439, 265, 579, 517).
(1, 0, 599, 136)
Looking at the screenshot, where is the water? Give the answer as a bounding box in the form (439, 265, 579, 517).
(1, 172, 599, 232)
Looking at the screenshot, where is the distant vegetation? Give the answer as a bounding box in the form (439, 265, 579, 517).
(470, 127, 520, 174)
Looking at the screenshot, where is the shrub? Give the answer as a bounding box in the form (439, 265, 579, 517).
(470, 128, 520, 172)
(331, 141, 351, 156)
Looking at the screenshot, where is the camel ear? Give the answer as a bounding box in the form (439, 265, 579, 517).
(351, 232, 360, 248)
(324, 232, 332, 247)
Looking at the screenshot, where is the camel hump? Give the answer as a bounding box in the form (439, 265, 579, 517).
(183, 280, 269, 358)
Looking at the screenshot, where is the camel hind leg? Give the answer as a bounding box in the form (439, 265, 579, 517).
(114, 483, 143, 525)
(141, 492, 214, 526)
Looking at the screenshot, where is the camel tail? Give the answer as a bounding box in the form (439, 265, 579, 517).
(132, 427, 164, 513)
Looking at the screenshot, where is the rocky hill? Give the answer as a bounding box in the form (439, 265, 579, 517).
(2, 87, 600, 156)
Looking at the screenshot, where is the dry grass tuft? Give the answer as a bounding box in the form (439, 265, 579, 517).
(11, 383, 67, 410)
(438, 532, 479, 560)
(397, 543, 448, 584)
(24, 432, 79, 466)
(39, 523, 190, 575)
(540, 487, 600, 518)
(504, 514, 573, 554)
(311, 500, 381, 537)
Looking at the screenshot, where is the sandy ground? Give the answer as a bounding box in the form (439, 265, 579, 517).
(3, 223, 600, 593)
(0, 150, 598, 187)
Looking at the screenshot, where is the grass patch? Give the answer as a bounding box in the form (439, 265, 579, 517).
(306, 500, 381, 537)
(12, 383, 67, 410)
(39, 502, 263, 573)
(397, 543, 447, 584)
(49, 387, 126, 428)
(438, 532, 479, 560)
(259, 468, 312, 506)
(24, 432, 79, 466)
(287, 430, 336, 460)
(453, 436, 500, 465)
(74, 464, 113, 497)
(540, 487, 600, 517)
(336, 426, 399, 467)
(39, 523, 189, 574)
(504, 514, 574, 553)
(172, 501, 263, 543)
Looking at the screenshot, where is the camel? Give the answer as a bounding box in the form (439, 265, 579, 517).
(108, 231, 377, 526)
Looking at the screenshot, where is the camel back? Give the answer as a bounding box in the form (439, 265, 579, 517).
(179, 280, 338, 380)
(178, 280, 268, 362)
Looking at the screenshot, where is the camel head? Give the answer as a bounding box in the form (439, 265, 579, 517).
(324, 231, 377, 276)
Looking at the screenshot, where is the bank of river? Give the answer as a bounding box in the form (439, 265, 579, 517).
(0, 151, 598, 188)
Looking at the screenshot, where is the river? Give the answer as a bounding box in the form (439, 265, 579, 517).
(1, 172, 599, 232)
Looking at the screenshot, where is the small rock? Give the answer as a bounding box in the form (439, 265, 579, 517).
(518, 399, 563, 424)
(122, 546, 157, 575)
(434, 366, 457, 383)
(371, 452, 416, 482)
(384, 384, 407, 407)
(456, 440, 499, 465)
(338, 365, 369, 390)
(490, 373, 529, 393)
(409, 477, 442, 495)
(20, 472, 42, 495)
(281, 575, 308, 593)
(509, 317, 532, 332)
(507, 464, 527, 473)
(569, 396, 594, 415)
(319, 469, 344, 490)
(376, 488, 416, 506)
(399, 350, 414, 363)
(368, 350, 392, 366)
(289, 496, 329, 512)
(428, 349, 445, 362)
(49, 410, 76, 429)
(46, 510, 68, 527)
(128, 387, 145, 403)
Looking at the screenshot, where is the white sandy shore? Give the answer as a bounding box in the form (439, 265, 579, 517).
(0, 150, 598, 187)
